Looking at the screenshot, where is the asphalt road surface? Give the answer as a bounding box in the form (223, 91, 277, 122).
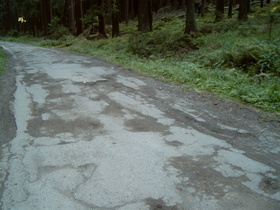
(0, 41, 280, 210)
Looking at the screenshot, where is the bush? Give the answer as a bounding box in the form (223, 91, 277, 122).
(194, 37, 280, 77)
(127, 31, 197, 58)
(48, 17, 69, 39)
(7, 30, 19, 37)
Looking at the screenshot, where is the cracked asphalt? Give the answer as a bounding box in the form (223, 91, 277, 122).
(0, 41, 280, 210)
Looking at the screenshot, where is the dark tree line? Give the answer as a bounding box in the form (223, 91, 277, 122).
(0, 0, 274, 37)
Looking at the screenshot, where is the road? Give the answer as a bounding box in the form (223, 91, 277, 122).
(0, 41, 280, 210)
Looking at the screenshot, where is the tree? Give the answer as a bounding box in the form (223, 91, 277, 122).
(215, 0, 224, 21)
(75, 0, 84, 35)
(138, 0, 153, 32)
(97, 0, 107, 37)
(1, 0, 12, 34)
(124, 0, 129, 24)
(185, 0, 197, 34)
(238, 0, 249, 21)
(201, 0, 205, 17)
(228, 0, 233, 18)
(261, 0, 264, 7)
(65, 0, 76, 35)
(112, 0, 120, 37)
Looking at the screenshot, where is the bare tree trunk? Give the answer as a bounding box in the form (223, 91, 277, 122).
(228, 0, 233, 18)
(97, 0, 107, 37)
(69, 0, 76, 34)
(112, 0, 120, 37)
(138, 0, 152, 32)
(261, 0, 264, 7)
(182, 0, 186, 9)
(125, 0, 129, 24)
(201, 0, 205, 17)
(238, 0, 248, 21)
(2, 0, 11, 34)
(41, 0, 48, 35)
(75, 0, 84, 35)
(185, 0, 197, 34)
(215, 0, 224, 21)
(247, 0, 251, 13)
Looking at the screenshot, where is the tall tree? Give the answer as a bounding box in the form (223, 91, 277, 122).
(112, 0, 120, 37)
(215, 0, 224, 21)
(228, 0, 233, 18)
(138, 0, 153, 32)
(185, 0, 197, 34)
(75, 0, 84, 35)
(97, 0, 107, 37)
(1, 0, 11, 34)
(124, 0, 129, 24)
(65, 0, 76, 34)
(238, 0, 248, 21)
(247, 0, 251, 13)
(261, 0, 264, 7)
(201, 0, 205, 17)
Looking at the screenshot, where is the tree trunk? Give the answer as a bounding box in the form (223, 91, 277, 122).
(41, 0, 48, 35)
(261, 0, 264, 7)
(201, 0, 205, 17)
(2, 0, 11, 34)
(75, 0, 84, 35)
(228, 0, 233, 18)
(66, 0, 76, 34)
(185, 0, 197, 34)
(124, 0, 129, 24)
(182, 0, 186, 9)
(247, 0, 251, 13)
(238, 0, 248, 21)
(138, 0, 152, 32)
(112, 0, 120, 37)
(97, 0, 107, 37)
(215, 0, 224, 21)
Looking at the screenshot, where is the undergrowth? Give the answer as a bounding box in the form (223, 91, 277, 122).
(1, 1, 280, 113)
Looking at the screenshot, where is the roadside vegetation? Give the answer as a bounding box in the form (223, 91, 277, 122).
(1, 1, 280, 114)
(0, 47, 6, 75)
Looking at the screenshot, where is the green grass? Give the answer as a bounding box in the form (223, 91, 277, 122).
(0, 47, 6, 75)
(0, 1, 279, 114)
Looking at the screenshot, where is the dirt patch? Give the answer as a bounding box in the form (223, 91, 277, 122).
(28, 117, 103, 141)
(145, 198, 179, 210)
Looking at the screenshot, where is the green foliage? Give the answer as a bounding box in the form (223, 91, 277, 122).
(127, 30, 197, 58)
(0, 47, 6, 75)
(7, 30, 20, 37)
(48, 17, 69, 40)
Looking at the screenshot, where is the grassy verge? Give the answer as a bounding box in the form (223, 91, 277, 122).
(66, 36, 280, 113)
(0, 2, 279, 114)
(0, 47, 6, 75)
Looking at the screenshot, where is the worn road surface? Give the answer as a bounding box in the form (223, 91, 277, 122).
(0, 41, 280, 210)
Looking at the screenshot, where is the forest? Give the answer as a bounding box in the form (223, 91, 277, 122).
(0, 0, 270, 37)
(0, 0, 280, 113)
